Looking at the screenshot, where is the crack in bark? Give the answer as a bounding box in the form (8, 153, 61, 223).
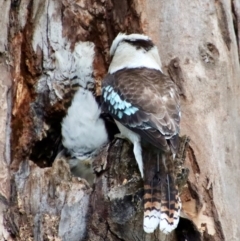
(215, 0, 232, 50)
(106, 221, 125, 241)
(168, 57, 186, 99)
(187, 145, 200, 175)
(232, 0, 240, 61)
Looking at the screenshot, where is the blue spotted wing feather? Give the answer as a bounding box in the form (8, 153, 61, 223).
(102, 67, 180, 154)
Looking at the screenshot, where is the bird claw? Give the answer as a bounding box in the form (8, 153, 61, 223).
(92, 144, 109, 173)
(114, 133, 132, 145)
(114, 133, 126, 139)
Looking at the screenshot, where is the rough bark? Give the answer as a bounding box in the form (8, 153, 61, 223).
(0, 0, 12, 240)
(0, 0, 239, 240)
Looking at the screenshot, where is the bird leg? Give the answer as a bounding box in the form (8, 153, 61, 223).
(114, 133, 133, 145)
(133, 141, 144, 178)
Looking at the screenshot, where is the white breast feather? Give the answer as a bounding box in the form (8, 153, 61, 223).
(115, 120, 143, 177)
(61, 88, 108, 158)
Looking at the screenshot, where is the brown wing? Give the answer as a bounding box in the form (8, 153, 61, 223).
(102, 67, 180, 153)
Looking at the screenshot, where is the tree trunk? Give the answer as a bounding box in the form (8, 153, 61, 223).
(0, 0, 239, 240)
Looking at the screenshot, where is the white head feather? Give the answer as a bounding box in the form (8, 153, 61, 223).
(109, 33, 151, 56)
(108, 33, 162, 74)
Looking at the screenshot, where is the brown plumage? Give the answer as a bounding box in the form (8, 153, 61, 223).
(101, 33, 181, 234)
(102, 67, 180, 154)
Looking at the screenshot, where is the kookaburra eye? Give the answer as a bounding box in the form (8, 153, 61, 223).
(101, 33, 181, 234)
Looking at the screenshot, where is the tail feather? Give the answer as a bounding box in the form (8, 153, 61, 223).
(159, 176, 181, 234)
(143, 183, 161, 233)
(143, 152, 181, 234)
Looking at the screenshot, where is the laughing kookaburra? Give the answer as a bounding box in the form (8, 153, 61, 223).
(101, 33, 181, 234)
(61, 88, 110, 184)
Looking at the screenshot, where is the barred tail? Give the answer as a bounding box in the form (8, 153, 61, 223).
(143, 152, 181, 234)
(159, 174, 181, 234)
(143, 172, 161, 233)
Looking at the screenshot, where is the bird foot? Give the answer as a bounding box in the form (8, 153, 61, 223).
(114, 133, 126, 139)
(114, 133, 132, 145)
(92, 144, 109, 173)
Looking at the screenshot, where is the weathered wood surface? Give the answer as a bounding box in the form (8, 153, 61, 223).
(0, 0, 239, 240)
(135, 0, 240, 239)
(0, 0, 12, 240)
(87, 136, 192, 241)
(7, 157, 91, 241)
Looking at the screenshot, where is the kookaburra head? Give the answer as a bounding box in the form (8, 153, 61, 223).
(102, 33, 181, 234)
(108, 33, 162, 74)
